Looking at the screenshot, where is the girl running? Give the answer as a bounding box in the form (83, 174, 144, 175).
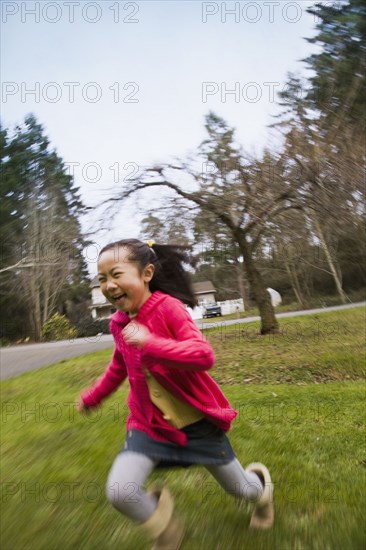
(78, 239, 273, 549)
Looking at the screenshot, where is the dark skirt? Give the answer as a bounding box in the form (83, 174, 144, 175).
(119, 419, 236, 468)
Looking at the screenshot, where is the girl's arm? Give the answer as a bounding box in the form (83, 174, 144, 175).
(80, 347, 127, 407)
(140, 298, 215, 371)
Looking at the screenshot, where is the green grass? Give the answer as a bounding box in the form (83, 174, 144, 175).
(203, 307, 366, 385)
(1, 307, 366, 550)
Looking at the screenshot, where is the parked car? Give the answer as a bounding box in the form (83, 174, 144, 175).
(202, 302, 222, 318)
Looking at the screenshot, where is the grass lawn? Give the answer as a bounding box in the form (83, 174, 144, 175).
(1, 307, 365, 550)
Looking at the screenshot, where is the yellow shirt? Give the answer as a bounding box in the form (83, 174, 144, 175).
(143, 368, 204, 429)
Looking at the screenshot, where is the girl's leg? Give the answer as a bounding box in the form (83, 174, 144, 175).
(205, 458, 264, 502)
(106, 451, 159, 522)
(106, 451, 185, 548)
(205, 458, 274, 529)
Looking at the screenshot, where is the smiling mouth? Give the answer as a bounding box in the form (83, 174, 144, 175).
(111, 293, 127, 302)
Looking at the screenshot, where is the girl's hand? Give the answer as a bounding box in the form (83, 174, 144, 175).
(122, 322, 152, 349)
(76, 399, 91, 415)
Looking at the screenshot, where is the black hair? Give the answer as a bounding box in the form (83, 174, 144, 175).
(99, 239, 198, 308)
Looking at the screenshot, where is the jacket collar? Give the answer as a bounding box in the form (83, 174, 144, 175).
(111, 291, 167, 325)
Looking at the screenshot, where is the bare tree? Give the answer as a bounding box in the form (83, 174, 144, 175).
(276, 70, 365, 304)
(12, 197, 76, 340)
(103, 115, 305, 334)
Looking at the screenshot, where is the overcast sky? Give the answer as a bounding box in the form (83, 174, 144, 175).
(2, 0, 320, 274)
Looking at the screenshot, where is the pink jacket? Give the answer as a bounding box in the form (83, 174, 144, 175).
(81, 291, 237, 445)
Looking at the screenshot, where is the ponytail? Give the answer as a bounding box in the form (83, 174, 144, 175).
(99, 239, 197, 308)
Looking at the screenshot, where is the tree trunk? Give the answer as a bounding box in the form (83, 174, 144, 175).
(311, 213, 348, 304)
(283, 255, 308, 309)
(29, 268, 42, 341)
(235, 230, 279, 334)
(235, 262, 248, 310)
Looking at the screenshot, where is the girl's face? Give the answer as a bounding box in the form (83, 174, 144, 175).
(97, 247, 154, 316)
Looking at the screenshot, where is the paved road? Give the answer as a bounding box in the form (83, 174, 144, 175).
(1, 301, 364, 381)
(0, 334, 114, 381)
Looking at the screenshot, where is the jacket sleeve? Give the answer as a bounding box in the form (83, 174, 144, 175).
(81, 347, 127, 407)
(140, 298, 215, 371)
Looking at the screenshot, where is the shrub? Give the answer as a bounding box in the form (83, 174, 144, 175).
(74, 316, 110, 338)
(41, 313, 78, 342)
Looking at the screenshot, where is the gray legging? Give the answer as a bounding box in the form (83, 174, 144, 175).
(106, 451, 263, 523)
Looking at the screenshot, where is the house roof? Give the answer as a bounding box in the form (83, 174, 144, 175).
(192, 281, 216, 295)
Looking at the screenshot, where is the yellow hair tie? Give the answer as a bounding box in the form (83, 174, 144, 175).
(146, 239, 155, 248)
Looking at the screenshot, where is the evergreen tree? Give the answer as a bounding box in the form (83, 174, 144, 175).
(305, 0, 366, 137)
(273, 0, 366, 304)
(0, 115, 90, 341)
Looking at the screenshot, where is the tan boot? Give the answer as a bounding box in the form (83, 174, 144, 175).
(141, 487, 185, 550)
(246, 463, 274, 530)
